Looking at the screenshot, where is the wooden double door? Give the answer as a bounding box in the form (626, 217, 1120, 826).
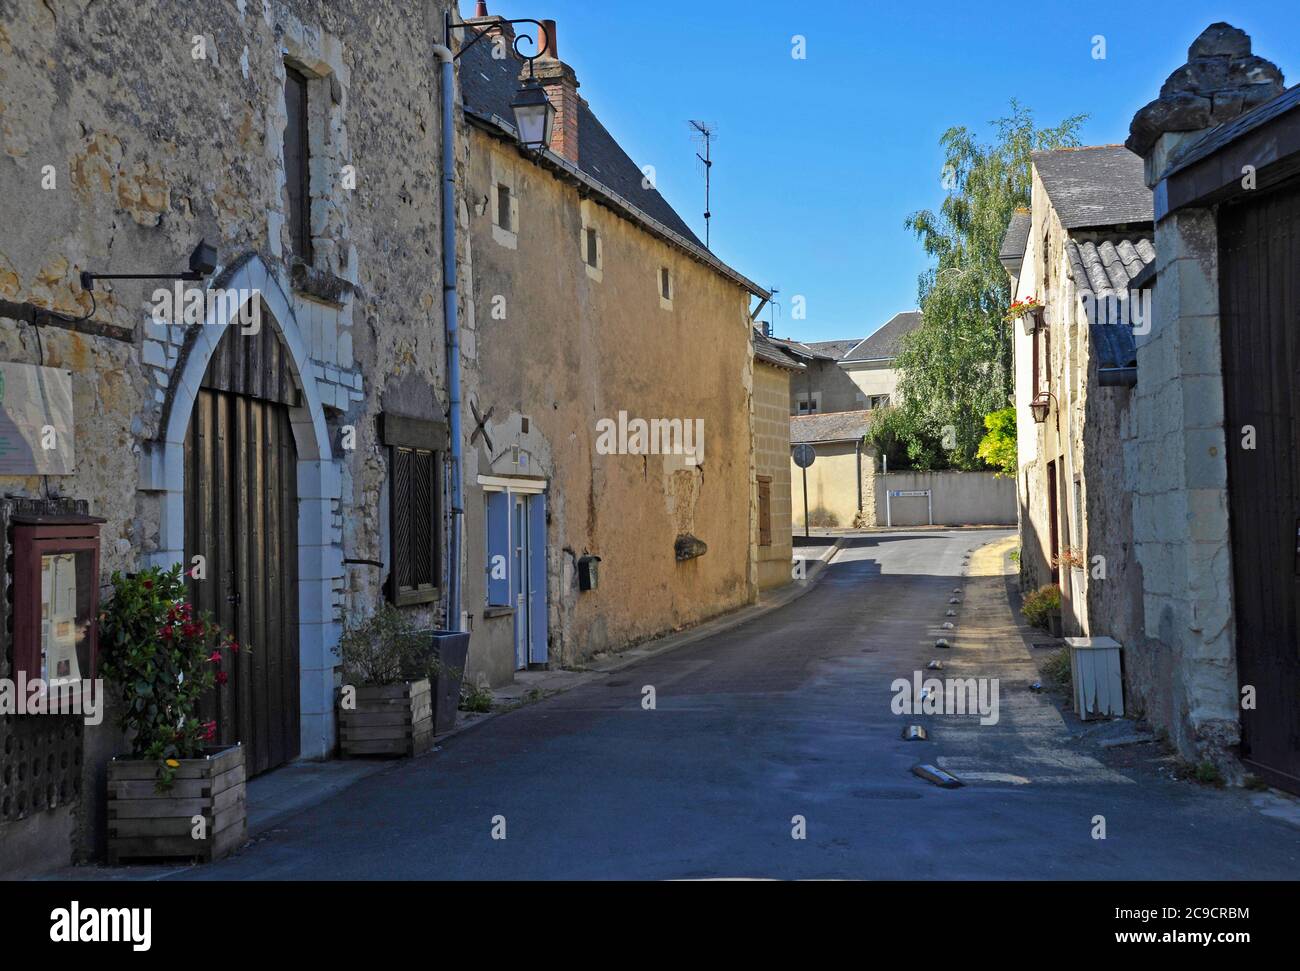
(1219, 178, 1300, 792)
(183, 327, 302, 778)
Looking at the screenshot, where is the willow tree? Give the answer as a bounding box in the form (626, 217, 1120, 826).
(886, 101, 1085, 470)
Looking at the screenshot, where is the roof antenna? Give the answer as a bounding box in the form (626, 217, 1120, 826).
(689, 120, 716, 249)
(767, 286, 781, 338)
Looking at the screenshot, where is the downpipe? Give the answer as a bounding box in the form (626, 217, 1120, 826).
(434, 43, 464, 632)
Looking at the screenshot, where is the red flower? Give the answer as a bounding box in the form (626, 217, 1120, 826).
(201, 720, 218, 741)
(230, 641, 240, 654)
(215, 671, 229, 686)
(143, 580, 153, 590)
(207, 651, 223, 664)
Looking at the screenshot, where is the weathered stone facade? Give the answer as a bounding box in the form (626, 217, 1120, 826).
(0, 0, 458, 874)
(753, 349, 798, 590)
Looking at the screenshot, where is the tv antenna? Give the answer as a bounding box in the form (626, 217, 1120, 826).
(689, 120, 716, 248)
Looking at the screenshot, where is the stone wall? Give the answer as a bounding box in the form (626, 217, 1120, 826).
(754, 359, 795, 590)
(0, 0, 458, 874)
(461, 128, 758, 681)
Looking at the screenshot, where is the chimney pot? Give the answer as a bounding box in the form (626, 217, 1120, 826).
(475, 1, 489, 16)
(540, 19, 558, 59)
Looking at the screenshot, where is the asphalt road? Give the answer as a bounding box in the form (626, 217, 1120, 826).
(177, 530, 1299, 880)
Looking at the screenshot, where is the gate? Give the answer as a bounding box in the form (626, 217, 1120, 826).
(1218, 178, 1300, 792)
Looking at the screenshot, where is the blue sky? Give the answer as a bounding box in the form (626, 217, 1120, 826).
(475, 1, 1299, 344)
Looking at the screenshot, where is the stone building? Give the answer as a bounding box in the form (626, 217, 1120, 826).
(773, 311, 922, 416)
(789, 411, 876, 529)
(0, 0, 461, 874)
(1005, 146, 1152, 672)
(753, 329, 803, 590)
(455, 9, 771, 682)
(1123, 23, 1297, 788)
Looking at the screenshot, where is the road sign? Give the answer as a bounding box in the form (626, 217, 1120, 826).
(891, 489, 929, 497)
(792, 443, 815, 468)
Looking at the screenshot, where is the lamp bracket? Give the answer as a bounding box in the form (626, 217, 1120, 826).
(446, 15, 550, 76)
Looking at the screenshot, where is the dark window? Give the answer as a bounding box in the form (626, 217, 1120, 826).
(283, 66, 312, 264)
(661, 267, 671, 299)
(585, 228, 598, 267)
(380, 414, 448, 606)
(497, 184, 512, 231)
(757, 477, 772, 547)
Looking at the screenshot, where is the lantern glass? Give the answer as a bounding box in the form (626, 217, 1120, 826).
(511, 81, 555, 150)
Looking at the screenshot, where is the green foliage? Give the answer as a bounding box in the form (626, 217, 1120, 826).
(459, 682, 493, 713)
(1042, 647, 1072, 693)
(338, 603, 447, 687)
(1021, 584, 1061, 629)
(894, 101, 1086, 469)
(98, 566, 238, 787)
(865, 405, 950, 471)
(976, 407, 1018, 477)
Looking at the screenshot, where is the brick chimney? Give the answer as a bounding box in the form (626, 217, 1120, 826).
(527, 20, 582, 163)
(1127, 23, 1285, 182)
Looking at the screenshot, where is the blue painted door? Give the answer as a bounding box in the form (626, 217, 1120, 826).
(528, 493, 548, 664)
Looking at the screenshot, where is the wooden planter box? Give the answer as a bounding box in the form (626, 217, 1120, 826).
(339, 679, 433, 758)
(106, 744, 247, 865)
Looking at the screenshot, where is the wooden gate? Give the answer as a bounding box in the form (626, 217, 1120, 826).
(1218, 178, 1300, 792)
(183, 321, 302, 778)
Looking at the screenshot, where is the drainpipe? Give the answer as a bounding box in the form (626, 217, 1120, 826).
(433, 41, 465, 632)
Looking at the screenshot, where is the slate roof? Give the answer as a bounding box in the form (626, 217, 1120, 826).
(1032, 146, 1154, 229)
(753, 328, 805, 371)
(843, 312, 923, 362)
(767, 337, 836, 361)
(459, 31, 703, 247)
(804, 339, 862, 361)
(1000, 209, 1032, 263)
(791, 410, 874, 445)
(1065, 237, 1155, 371)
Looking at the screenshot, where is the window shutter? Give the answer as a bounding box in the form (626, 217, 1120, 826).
(485, 491, 510, 607)
(758, 477, 772, 547)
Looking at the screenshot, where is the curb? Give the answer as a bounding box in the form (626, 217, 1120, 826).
(433, 537, 848, 744)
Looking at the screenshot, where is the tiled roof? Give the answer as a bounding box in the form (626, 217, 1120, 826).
(1066, 237, 1155, 371)
(791, 410, 874, 444)
(1033, 146, 1154, 229)
(843, 312, 923, 362)
(1000, 210, 1032, 262)
(1065, 238, 1155, 302)
(767, 337, 836, 361)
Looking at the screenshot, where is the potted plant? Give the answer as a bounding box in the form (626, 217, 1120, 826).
(98, 566, 246, 864)
(337, 605, 452, 757)
(1052, 546, 1087, 572)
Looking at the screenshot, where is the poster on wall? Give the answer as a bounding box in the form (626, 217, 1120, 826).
(0, 362, 75, 475)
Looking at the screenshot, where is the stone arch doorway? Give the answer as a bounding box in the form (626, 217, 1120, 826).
(144, 254, 341, 766)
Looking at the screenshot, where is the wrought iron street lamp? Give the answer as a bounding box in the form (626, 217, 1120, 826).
(1029, 391, 1058, 424)
(510, 78, 555, 151)
(447, 13, 556, 152)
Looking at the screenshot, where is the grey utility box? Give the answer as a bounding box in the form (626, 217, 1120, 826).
(1065, 636, 1124, 720)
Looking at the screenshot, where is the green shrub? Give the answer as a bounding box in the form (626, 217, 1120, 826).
(338, 603, 446, 687)
(1042, 647, 1072, 692)
(1021, 584, 1061, 629)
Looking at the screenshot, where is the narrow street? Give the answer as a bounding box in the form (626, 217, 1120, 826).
(170, 531, 1297, 881)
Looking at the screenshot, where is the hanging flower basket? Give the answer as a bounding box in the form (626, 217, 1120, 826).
(1004, 296, 1042, 330)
